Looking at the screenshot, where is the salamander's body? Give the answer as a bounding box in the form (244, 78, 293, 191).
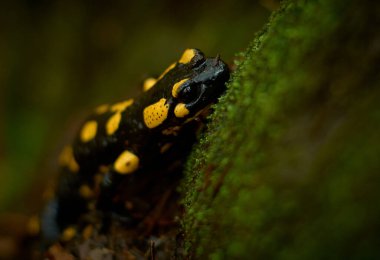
(41, 49, 230, 244)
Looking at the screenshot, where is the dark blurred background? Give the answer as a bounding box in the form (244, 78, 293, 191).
(0, 0, 275, 213)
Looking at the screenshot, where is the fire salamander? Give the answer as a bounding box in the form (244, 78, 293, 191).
(40, 49, 230, 247)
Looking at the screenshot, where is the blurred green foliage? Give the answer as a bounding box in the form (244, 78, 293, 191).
(0, 0, 272, 210)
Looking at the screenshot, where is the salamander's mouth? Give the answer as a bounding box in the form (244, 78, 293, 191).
(184, 84, 207, 111)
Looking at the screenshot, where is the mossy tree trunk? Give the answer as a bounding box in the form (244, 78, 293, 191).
(180, 0, 380, 258)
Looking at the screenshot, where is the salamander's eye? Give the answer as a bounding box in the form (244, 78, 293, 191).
(181, 85, 199, 103)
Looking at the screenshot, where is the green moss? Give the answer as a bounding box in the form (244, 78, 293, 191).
(180, 0, 380, 258)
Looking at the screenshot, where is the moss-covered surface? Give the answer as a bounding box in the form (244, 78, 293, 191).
(180, 0, 380, 258)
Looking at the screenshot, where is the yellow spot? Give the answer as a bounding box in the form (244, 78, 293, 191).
(162, 126, 181, 136)
(114, 150, 140, 174)
(143, 98, 169, 128)
(62, 226, 77, 242)
(27, 215, 40, 236)
(174, 103, 190, 118)
(94, 104, 109, 114)
(179, 49, 196, 64)
(82, 225, 93, 240)
(172, 78, 189, 98)
(79, 184, 94, 199)
(110, 99, 134, 113)
(160, 143, 173, 153)
(80, 120, 98, 143)
(106, 112, 122, 135)
(158, 62, 176, 80)
(59, 145, 79, 173)
(143, 77, 157, 92)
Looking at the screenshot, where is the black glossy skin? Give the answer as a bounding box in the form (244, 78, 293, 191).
(41, 49, 230, 243)
(73, 49, 229, 171)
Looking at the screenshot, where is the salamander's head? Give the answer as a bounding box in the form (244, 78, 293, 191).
(142, 48, 230, 131)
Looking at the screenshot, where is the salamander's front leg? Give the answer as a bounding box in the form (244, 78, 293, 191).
(95, 149, 142, 231)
